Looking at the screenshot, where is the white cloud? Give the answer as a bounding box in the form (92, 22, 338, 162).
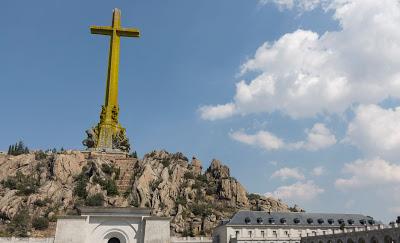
(199, 103, 236, 121)
(230, 123, 335, 151)
(259, 0, 324, 11)
(291, 123, 336, 151)
(345, 104, 400, 159)
(312, 166, 325, 176)
(335, 158, 400, 190)
(200, 0, 400, 120)
(230, 130, 284, 150)
(271, 167, 305, 180)
(266, 180, 324, 201)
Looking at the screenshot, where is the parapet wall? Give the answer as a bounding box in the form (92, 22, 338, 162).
(0, 238, 54, 243)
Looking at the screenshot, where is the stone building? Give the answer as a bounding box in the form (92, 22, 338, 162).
(301, 223, 399, 243)
(213, 211, 377, 243)
(54, 207, 170, 243)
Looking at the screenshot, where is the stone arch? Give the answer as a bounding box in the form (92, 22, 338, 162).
(103, 230, 128, 243)
(328, 240, 333, 243)
(384, 235, 395, 243)
(348, 238, 355, 243)
(338, 239, 344, 243)
(319, 240, 324, 243)
(371, 236, 379, 243)
(358, 237, 366, 243)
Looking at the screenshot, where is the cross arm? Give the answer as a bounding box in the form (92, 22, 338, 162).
(90, 26, 113, 35)
(117, 28, 140, 37)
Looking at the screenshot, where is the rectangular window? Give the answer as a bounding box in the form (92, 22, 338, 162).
(261, 231, 265, 238)
(248, 231, 253, 237)
(273, 231, 277, 237)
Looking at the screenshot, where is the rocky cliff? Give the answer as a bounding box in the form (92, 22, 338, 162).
(0, 150, 302, 237)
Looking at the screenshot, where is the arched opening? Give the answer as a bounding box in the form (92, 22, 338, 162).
(371, 237, 379, 243)
(358, 238, 366, 243)
(328, 240, 333, 243)
(337, 240, 344, 243)
(384, 235, 394, 243)
(319, 240, 324, 243)
(348, 239, 355, 243)
(108, 238, 120, 243)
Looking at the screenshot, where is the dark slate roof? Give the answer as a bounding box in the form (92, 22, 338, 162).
(225, 211, 376, 227)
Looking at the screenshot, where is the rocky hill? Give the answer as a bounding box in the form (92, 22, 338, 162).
(0, 150, 302, 237)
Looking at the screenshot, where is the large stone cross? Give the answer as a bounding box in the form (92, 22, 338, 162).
(83, 8, 139, 152)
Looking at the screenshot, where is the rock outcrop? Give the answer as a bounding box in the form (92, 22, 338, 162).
(0, 150, 301, 237)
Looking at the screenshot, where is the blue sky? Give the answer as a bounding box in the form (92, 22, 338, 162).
(2, 0, 400, 223)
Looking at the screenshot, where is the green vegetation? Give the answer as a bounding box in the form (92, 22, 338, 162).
(1, 171, 39, 196)
(191, 203, 212, 218)
(175, 195, 187, 205)
(33, 198, 49, 207)
(93, 176, 119, 196)
(150, 178, 162, 191)
(73, 171, 89, 199)
(34, 150, 48, 160)
(85, 193, 104, 206)
(184, 171, 195, 180)
(247, 193, 261, 201)
(100, 164, 120, 179)
(130, 151, 138, 158)
(7, 208, 30, 237)
(7, 141, 29, 156)
(32, 216, 49, 230)
(161, 158, 171, 168)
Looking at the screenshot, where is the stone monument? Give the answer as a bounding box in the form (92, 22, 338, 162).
(83, 8, 140, 153)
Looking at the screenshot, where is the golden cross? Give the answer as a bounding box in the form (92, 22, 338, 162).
(88, 8, 139, 151)
(90, 8, 140, 110)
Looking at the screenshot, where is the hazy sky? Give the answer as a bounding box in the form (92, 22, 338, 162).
(2, 0, 400, 223)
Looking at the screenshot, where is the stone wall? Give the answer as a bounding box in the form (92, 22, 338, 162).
(301, 224, 400, 243)
(171, 237, 212, 243)
(0, 238, 54, 243)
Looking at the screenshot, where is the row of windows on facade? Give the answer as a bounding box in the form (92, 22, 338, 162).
(244, 218, 375, 226)
(235, 229, 329, 239)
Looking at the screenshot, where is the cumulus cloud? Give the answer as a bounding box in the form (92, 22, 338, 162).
(291, 123, 336, 151)
(230, 123, 335, 151)
(259, 0, 324, 11)
(345, 104, 400, 159)
(335, 158, 400, 190)
(200, 0, 400, 120)
(312, 166, 325, 176)
(271, 167, 305, 180)
(266, 181, 324, 201)
(199, 103, 236, 121)
(230, 130, 284, 150)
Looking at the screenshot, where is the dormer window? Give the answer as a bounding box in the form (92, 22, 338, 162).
(318, 218, 324, 224)
(257, 217, 263, 224)
(368, 219, 375, 225)
(245, 217, 251, 224)
(348, 219, 354, 225)
(360, 219, 366, 225)
(294, 218, 300, 224)
(269, 218, 275, 224)
(280, 218, 287, 224)
(338, 219, 345, 225)
(328, 219, 334, 225)
(307, 218, 314, 224)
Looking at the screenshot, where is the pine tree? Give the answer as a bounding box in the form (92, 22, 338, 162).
(7, 145, 11, 155)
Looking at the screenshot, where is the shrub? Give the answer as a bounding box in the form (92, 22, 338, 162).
(192, 203, 212, 218)
(7, 208, 29, 237)
(206, 185, 217, 195)
(175, 196, 187, 205)
(33, 199, 47, 207)
(101, 164, 113, 175)
(93, 176, 119, 196)
(35, 150, 47, 160)
(184, 172, 195, 180)
(161, 159, 170, 168)
(196, 174, 208, 183)
(2, 172, 39, 195)
(247, 193, 261, 201)
(150, 179, 162, 191)
(73, 171, 89, 199)
(32, 217, 49, 230)
(85, 193, 104, 206)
